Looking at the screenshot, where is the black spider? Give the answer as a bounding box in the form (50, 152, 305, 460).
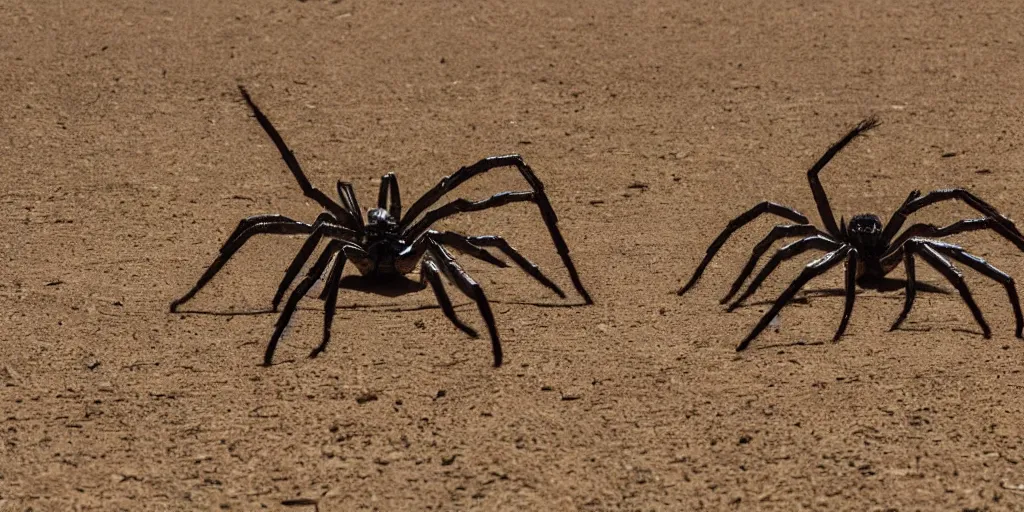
(679, 117, 1024, 351)
(170, 86, 592, 367)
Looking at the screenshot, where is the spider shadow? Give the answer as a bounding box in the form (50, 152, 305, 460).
(172, 273, 581, 316)
(337, 274, 588, 309)
(736, 277, 950, 309)
(738, 276, 989, 346)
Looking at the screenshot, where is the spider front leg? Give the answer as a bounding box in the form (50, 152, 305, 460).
(678, 202, 810, 295)
(404, 192, 537, 239)
(170, 215, 313, 312)
(335, 181, 364, 231)
(737, 246, 851, 351)
(377, 172, 402, 219)
(806, 117, 880, 237)
(888, 217, 1024, 254)
(881, 188, 1024, 243)
(426, 240, 502, 367)
(238, 86, 360, 229)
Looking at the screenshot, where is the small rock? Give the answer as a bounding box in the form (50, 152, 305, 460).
(561, 390, 582, 401)
(355, 392, 378, 404)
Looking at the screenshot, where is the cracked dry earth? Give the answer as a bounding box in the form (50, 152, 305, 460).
(3, 0, 1024, 510)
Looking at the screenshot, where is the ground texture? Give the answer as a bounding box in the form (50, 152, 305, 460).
(3, 1, 1024, 510)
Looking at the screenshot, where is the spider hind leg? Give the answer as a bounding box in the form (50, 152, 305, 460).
(893, 239, 1021, 338)
(895, 240, 992, 338)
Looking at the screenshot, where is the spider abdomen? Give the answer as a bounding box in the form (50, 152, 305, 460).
(353, 237, 410, 277)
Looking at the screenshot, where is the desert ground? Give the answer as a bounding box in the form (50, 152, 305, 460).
(3, 1, 1024, 510)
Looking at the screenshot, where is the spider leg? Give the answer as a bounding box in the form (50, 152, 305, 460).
(737, 246, 851, 351)
(721, 224, 828, 304)
(915, 240, 1021, 338)
(881, 188, 1023, 243)
(728, 235, 842, 311)
(886, 217, 1024, 255)
(392, 230, 505, 276)
(833, 248, 859, 342)
(222, 214, 302, 245)
(264, 241, 349, 366)
(889, 247, 916, 332)
(310, 252, 348, 358)
(400, 154, 592, 304)
(898, 239, 992, 338)
(377, 173, 402, 219)
(426, 240, 502, 367)
(401, 155, 532, 226)
(317, 245, 347, 299)
(420, 258, 479, 338)
(807, 117, 880, 236)
(271, 216, 359, 311)
(424, 230, 565, 298)
(427, 231, 508, 268)
(466, 235, 566, 298)
(403, 192, 536, 240)
(336, 181, 364, 231)
(237, 85, 360, 229)
(881, 190, 923, 238)
(170, 217, 314, 312)
(678, 202, 810, 295)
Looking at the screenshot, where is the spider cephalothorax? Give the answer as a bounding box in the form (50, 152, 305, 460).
(170, 86, 592, 367)
(680, 117, 1024, 351)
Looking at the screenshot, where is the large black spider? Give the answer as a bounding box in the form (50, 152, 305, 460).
(679, 117, 1024, 351)
(170, 86, 592, 367)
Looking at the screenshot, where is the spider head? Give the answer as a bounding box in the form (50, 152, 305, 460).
(366, 208, 397, 229)
(366, 208, 398, 231)
(845, 214, 884, 249)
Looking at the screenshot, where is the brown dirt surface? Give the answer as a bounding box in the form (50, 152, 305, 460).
(3, 1, 1024, 510)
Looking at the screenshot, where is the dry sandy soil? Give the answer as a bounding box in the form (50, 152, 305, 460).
(3, 1, 1024, 510)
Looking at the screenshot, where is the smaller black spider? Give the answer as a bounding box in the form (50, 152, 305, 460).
(679, 117, 1024, 350)
(170, 86, 592, 367)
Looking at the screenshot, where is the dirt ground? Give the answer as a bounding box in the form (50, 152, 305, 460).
(3, 0, 1024, 510)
